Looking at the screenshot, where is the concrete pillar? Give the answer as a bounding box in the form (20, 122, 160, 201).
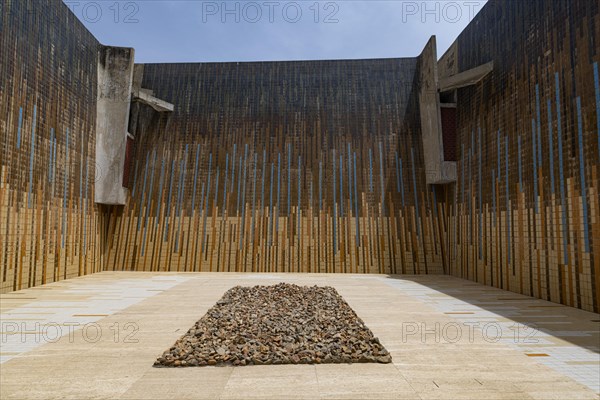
(418, 36, 456, 184)
(95, 45, 135, 205)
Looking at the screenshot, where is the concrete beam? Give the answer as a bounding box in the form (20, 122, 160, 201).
(95, 45, 135, 205)
(439, 61, 493, 92)
(134, 90, 174, 112)
(131, 65, 174, 112)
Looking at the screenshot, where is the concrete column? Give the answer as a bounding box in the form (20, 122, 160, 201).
(418, 36, 456, 184)
(95, 45, 135, 205)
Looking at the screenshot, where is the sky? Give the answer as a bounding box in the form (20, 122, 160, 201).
(64, 0, 488, 63)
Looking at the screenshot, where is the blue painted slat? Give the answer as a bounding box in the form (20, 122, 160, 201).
(145, 150, 158, 229)
(191, 144, 201, 212)
(202, 153, 213, 253)
(230, 143, 236, 192)
(532, 119, 538, 214)
(261, 150, 266, 213)
(212, 166, 221, 238)
(469, 131, 473, 246)
(27, 105, 37, 208)
(239, 147, 248, 250)
(536, 84, 543, 169)
(318, 161, 322, 211)
(411, 148, 420, 237)
(576, 97, 590, 253)
(339, 154, 343, 217)
(348, 144, 353, 220)
(222, 153, 229, 217)
(309, 167, 313, 212)
(353, 152, 360, 246)
(62, 128, 69, 248)
(268, 162, 274, 246)
(155, 160, 166, 232)
(79, 131, 84, 214)
(83, 162, 89, 255)
(198, 182, 205, 231)
(177, 154, 188, 219)
(497, 130, 501, 181)
(131, 160, 139, 197)
(505, 135, 511, 264)
(461, 144, 465, 207)
(468, 150, 472, 245)
(51, 136, 57, 195)
(214, 167, 221, 255)
(251, 153, 258, 244)
(594, 62, 600, 160)
(214, 167, 220, 206)
(332, 150, 337, 254)
(276, 153, 281, 234)
(395, 152, 400, 193)
(164, 160, 176, 242)
(174, 152, 188, 251)
(556, 72, 568, 264)
(236, 154, 243, 215)
(518, 135, 523, 192)
(137, 152, 150, 231)
(297, 156, 301, 245)
(16, 107, 23, 149)
(547, 100, 555, 193)
(368, 148, 373, 192)
(141, 150, 157, 255)
(478, 127, 482, 259)
(379, 141, 385, 214)
(78, 133, 84, 253)
(287, 143, 291, 215)
(194, 183, 205, 259)
(399, 157, 405, 207)
(492, 169, 496, 227)
(48, 128, 54, 182)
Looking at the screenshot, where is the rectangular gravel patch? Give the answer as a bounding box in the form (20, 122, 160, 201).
(154, 283, 392, 367)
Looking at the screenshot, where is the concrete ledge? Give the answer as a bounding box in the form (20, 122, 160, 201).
(439, 61, 493, 92)
(134, 90, 174, 112)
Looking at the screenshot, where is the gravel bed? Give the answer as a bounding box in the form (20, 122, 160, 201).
(154, 283, 391, 367)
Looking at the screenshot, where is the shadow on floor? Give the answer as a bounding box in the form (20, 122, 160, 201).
(384, 274, 600, 353)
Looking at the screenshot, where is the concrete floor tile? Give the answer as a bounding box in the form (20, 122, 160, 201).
(1, 273, 598, 399)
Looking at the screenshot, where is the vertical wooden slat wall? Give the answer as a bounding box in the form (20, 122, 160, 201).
(1, 0, 598, 314)
(107, 59, 448, 276)
(0, 0, 102, 293)
(445, 0, 600, 312)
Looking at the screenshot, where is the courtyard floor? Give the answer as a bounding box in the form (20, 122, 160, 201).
(0, 272, 598, 400)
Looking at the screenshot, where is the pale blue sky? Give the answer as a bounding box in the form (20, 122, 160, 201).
(64, 0, 487, 62)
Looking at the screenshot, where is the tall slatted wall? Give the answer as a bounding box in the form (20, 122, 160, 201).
(105, 59, 449, 275)
(0, 0, 103, 292)
(445, 0, 600, 312)
(2, 0, 598, 313)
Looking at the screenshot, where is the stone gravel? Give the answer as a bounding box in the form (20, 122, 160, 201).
(154, 283, 392, 367)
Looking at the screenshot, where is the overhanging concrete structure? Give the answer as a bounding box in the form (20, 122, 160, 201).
(439, 61, 494, 92)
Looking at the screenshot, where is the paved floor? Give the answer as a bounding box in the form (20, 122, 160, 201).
(0, 272, 598, 400)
